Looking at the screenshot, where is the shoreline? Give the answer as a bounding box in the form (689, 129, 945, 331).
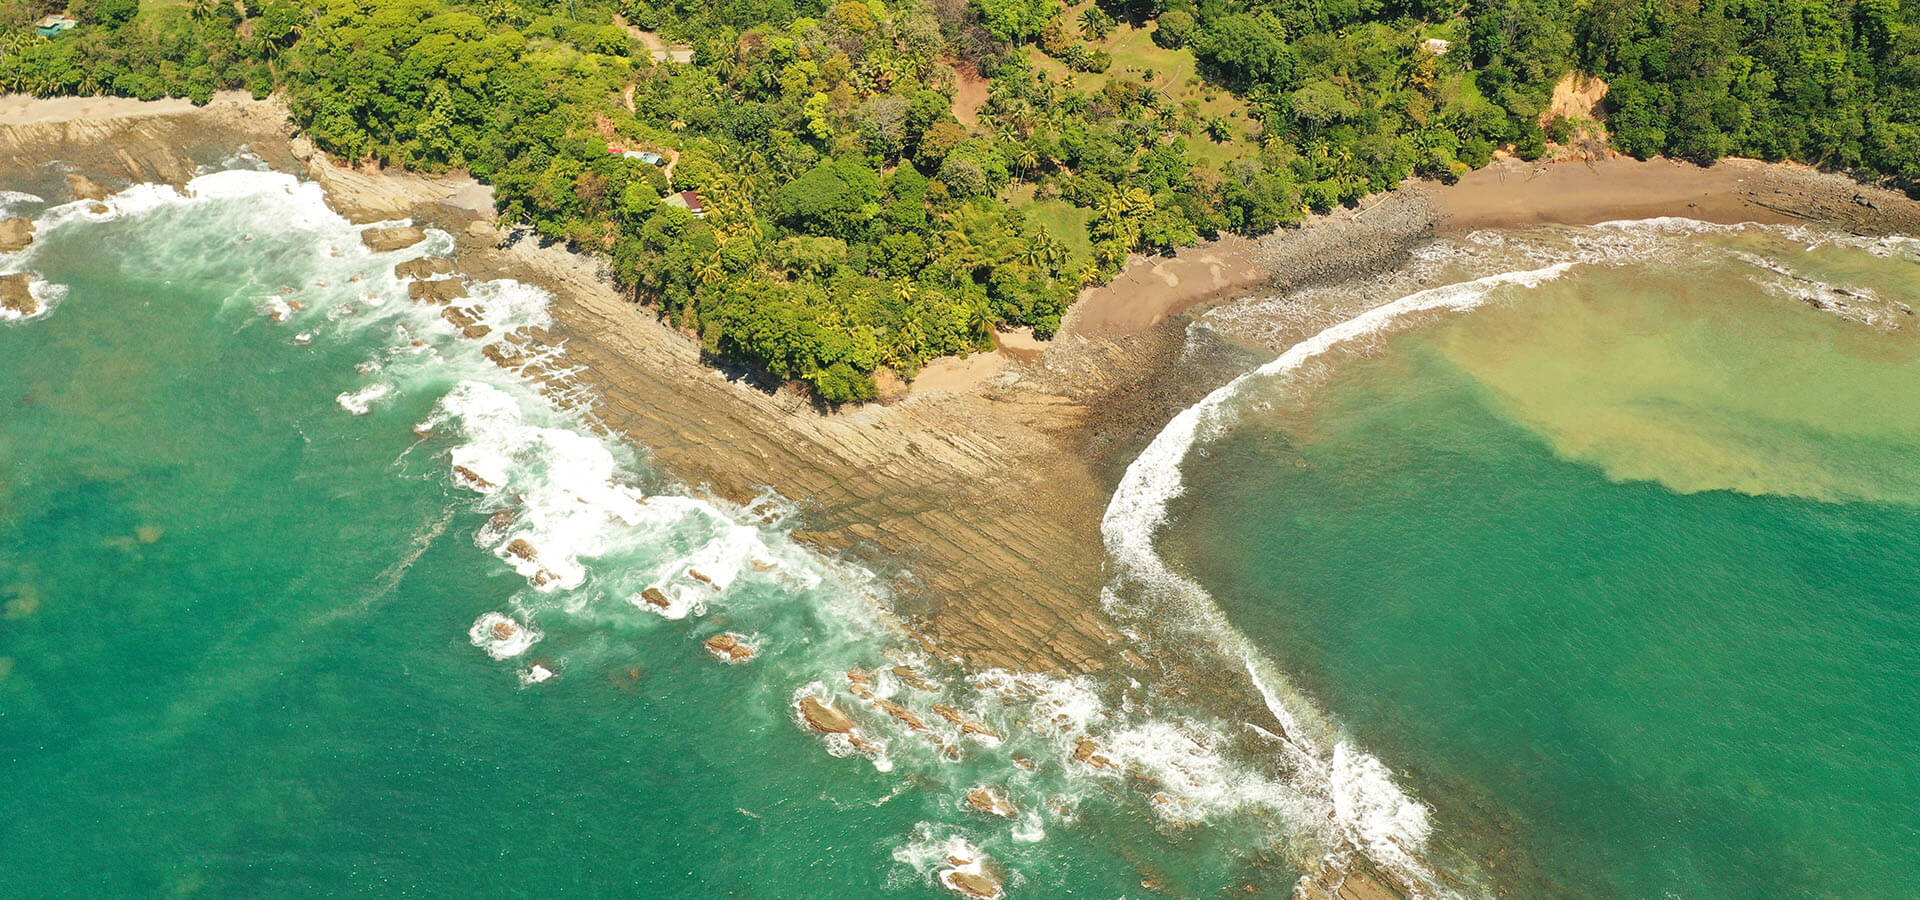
(8, 93, 1920, 900)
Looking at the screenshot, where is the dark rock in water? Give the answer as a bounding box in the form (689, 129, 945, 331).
(799, 696, 856, 734)
(640, 586, 672, 608)
(505, 538, 538, 562)
(933, 705, 1002, 740)
(451, 465, 496, 491)
(442, 305, 483, 328)
(0, 274, 37, 317)
(891, 665, 941, 692)
(941, 865, 1005, 899)
(482, 343, 529, 368)
(394, 256, 457, 279)
(965, 785, 1016, 818)
(1072, 737, 1117, 769)
(361, 226, 427, 252)
(703, 632, 758, 663)
(410, 278, 467, 304)
(0, 218, 33, 251)
(66, 172, 109, 201)
(875, 698, 929, 731)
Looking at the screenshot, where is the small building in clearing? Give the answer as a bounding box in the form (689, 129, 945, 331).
(663, 190, 706, 218)
(35, 14, 79, 37)
(609, 147, 668, 166)
(1422, 37, 1453, 55)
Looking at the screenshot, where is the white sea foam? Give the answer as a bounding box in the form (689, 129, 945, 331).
(892, 825, 1006, 900)
(469, 612, 541, 659)
(971, 670, 1105, 738)
(1331, 741, 1432, 878)
(335, 382, 393, 415)
(0, 190, 44, 217)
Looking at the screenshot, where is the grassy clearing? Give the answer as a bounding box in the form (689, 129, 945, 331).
(1006, 184, 1094, 269)
(1025, 7, 1256, 168)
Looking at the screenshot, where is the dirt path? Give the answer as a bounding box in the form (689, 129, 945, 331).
(614, 13, 694, 64)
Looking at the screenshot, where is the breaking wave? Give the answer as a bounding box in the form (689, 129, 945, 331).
(1102, 263, 1574, 895)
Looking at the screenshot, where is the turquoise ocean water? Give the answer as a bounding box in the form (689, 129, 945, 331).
(1119, 222, 1920, 898)
(0, 171, 1380, 899)
(10, 170, 1917, 900)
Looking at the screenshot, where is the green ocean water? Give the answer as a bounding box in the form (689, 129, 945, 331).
(1159, 229, 1920, 898)
(0, 174, 1326, 898)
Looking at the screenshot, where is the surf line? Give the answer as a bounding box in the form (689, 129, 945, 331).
(1100, 262, 1575, 893)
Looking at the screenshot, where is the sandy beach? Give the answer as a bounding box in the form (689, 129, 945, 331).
(7, 92, 1919, 900)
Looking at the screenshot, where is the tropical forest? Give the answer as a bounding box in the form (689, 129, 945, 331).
(4, 0, 1917, 399)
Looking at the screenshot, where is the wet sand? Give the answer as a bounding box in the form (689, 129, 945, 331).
(8, 93, 1920, 900)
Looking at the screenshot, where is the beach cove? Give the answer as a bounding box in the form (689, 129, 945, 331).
(5, 93, 1920, 899)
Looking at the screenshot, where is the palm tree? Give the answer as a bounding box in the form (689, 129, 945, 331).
(1012, 144, 1041, 178)
(696, 252, 726, 286)
(1079, 7, 1115, 41)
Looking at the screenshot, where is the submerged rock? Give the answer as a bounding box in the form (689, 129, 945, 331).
(933, 705, 1002, 740)
(0, 218, 33, 251)
(0, 273, 39, 317)
(875, 698, 929, 731)
(703, 632, 757, 663)
(1072, 737, 1117, 769)
(798, 696, 856, 734)
(361, 225, 427, 252)
(452, 465, 497, 491)
(965, 785, 1017, 819)
(938, 851, 1006, 900)
(891, 665, 941, 692)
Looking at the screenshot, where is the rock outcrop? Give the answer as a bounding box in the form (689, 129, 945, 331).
(965, 785, 1016, 818)
(66, 172, 109, 201)
(361, 225, 427, 252)
(703, 632, 757, 663)
(798, 696, 855, 734)
(409, 277, 466, 304)
(0, 218, 33, 251)
(394, 256, 457, 280)
(933, 705, 1002, 740)
(0, 274, 38, 317)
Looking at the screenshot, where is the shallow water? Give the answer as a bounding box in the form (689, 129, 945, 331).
(0, 172, 1365, 898)
(1157, 227, 1920, 898)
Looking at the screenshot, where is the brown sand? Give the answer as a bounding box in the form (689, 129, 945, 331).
(1063, 234, 1268, 338)
(1430, 154, 1920, 233)
(8, 93, 1920, 900)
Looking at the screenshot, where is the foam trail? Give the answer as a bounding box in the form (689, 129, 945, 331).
(1101, 263, 1573, 893)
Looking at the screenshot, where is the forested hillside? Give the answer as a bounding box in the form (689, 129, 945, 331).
(5, 0, 1917, 399)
